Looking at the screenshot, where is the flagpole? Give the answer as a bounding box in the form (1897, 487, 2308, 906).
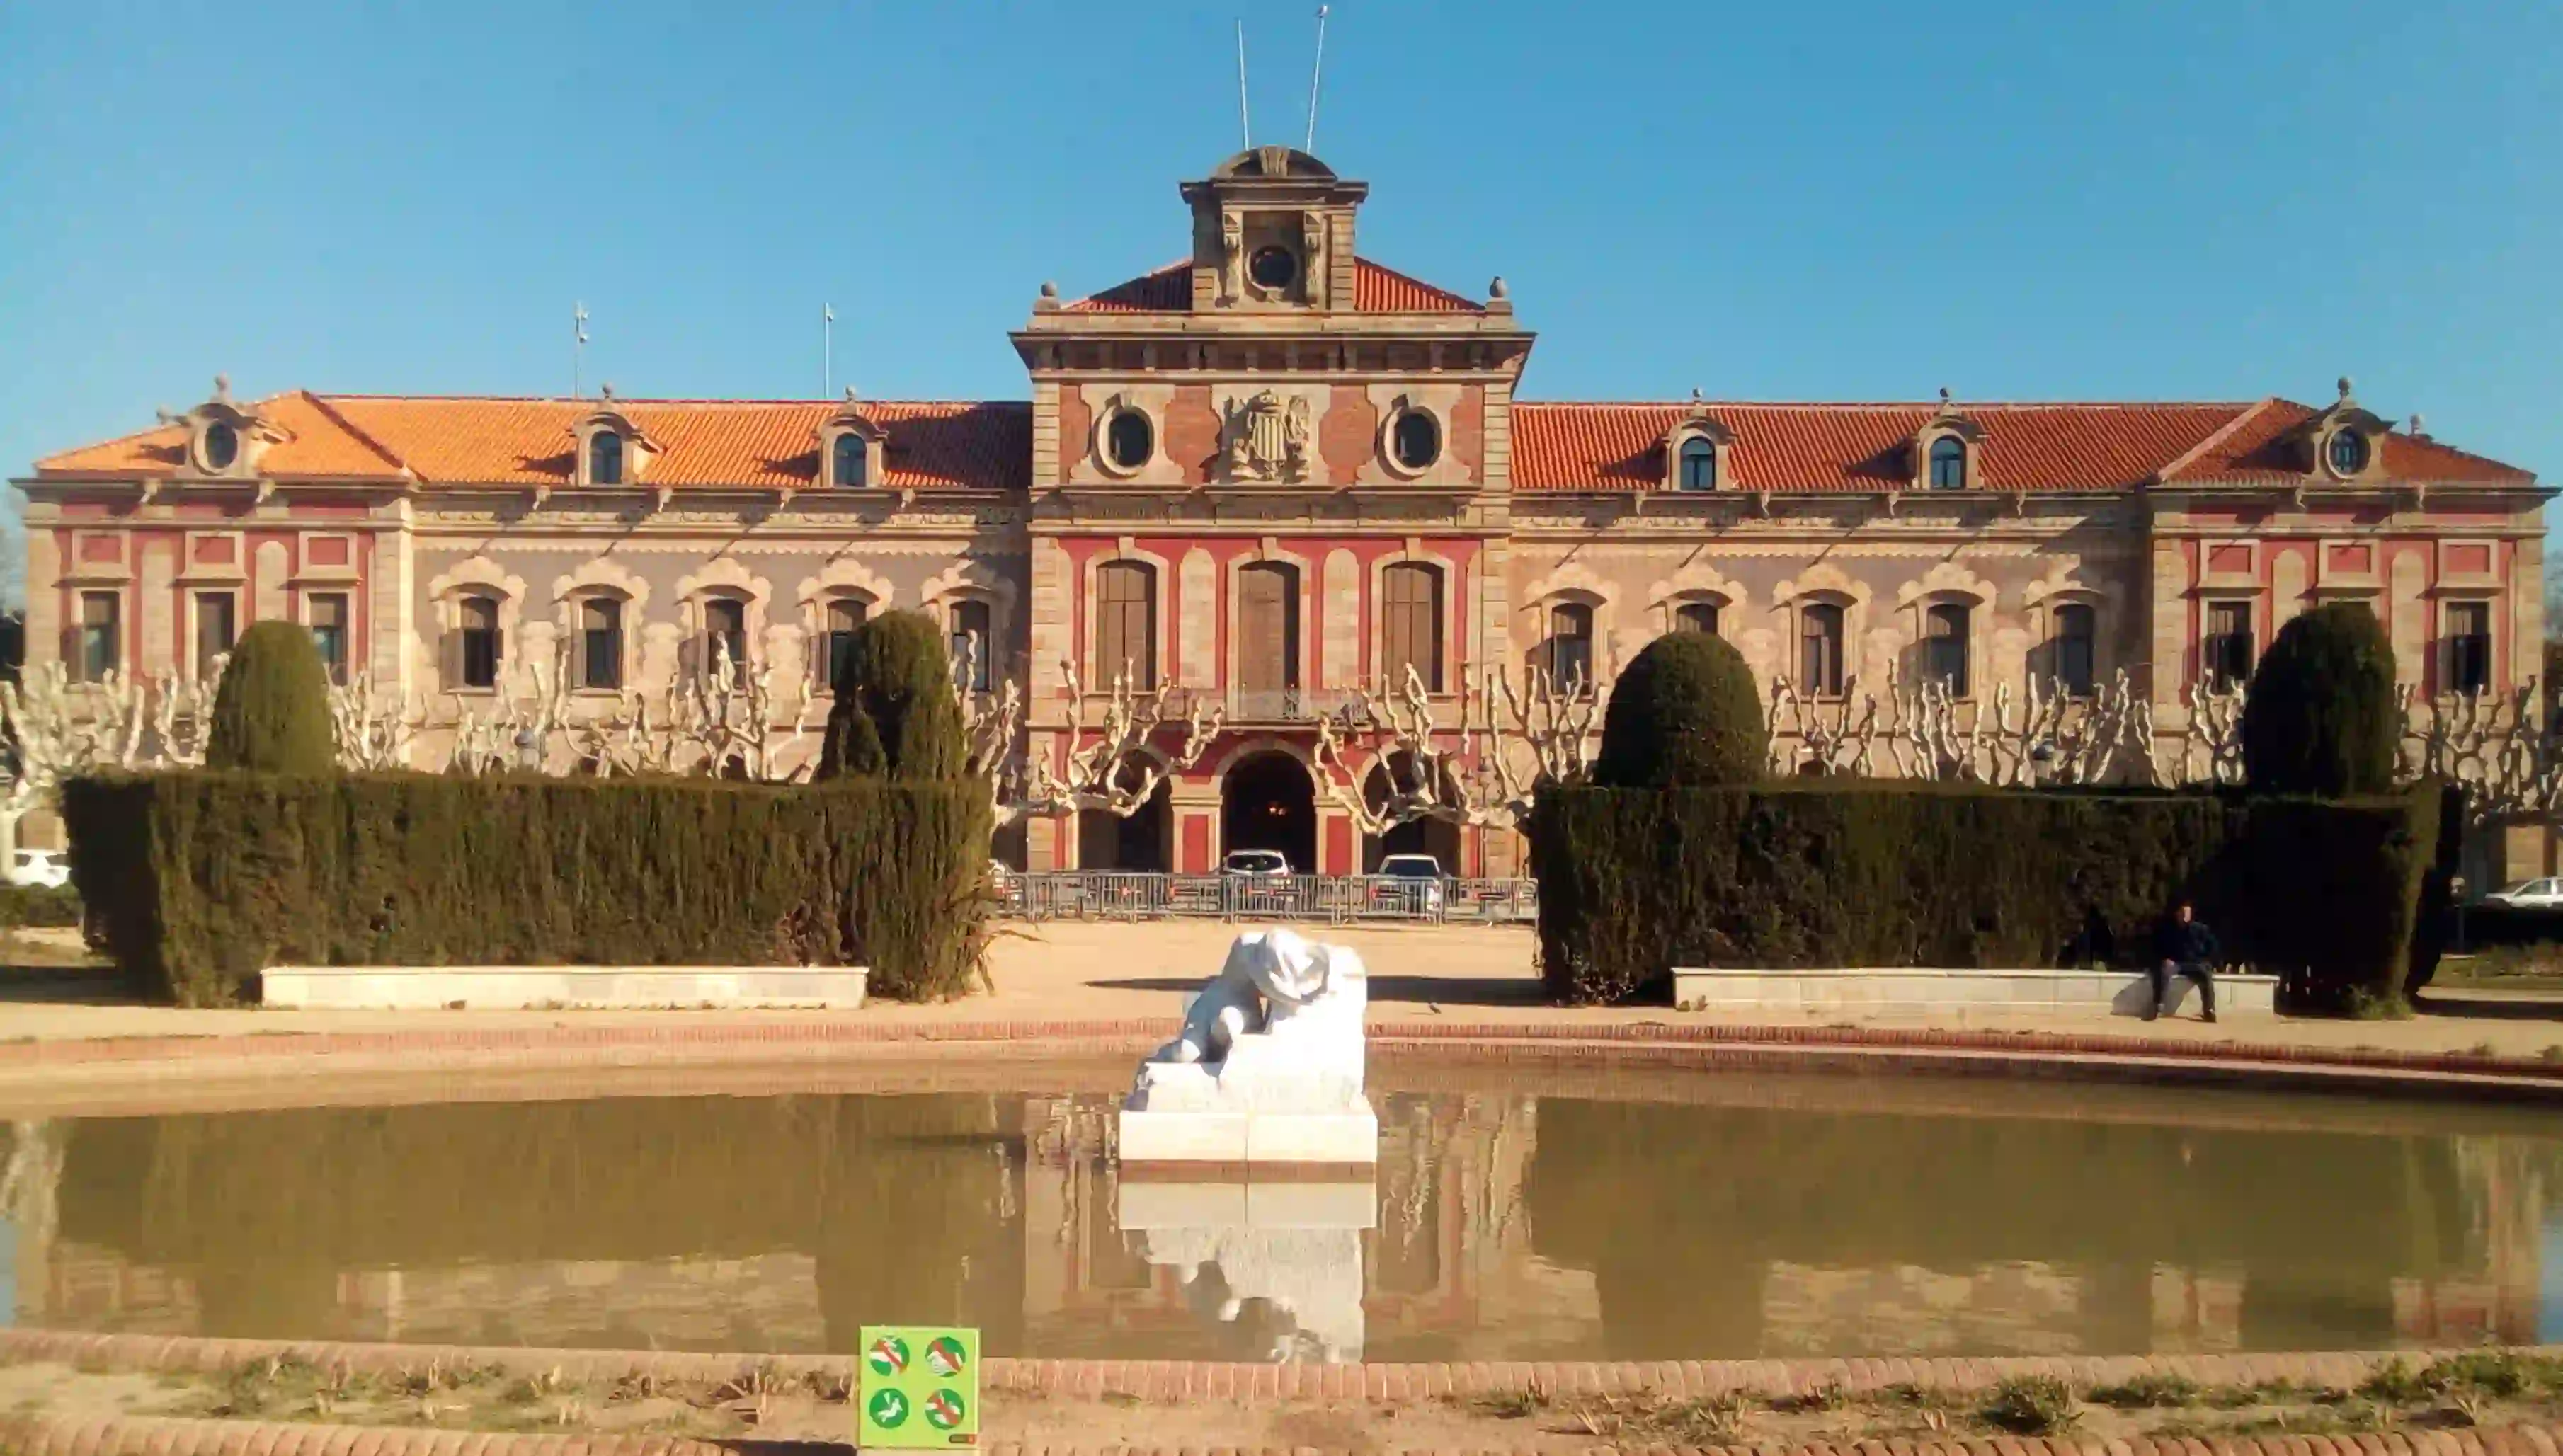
(823, 304, 835, 399)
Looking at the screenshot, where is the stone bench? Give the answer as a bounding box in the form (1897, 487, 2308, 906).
(258, 965, 869, 1010)
(1671, 966, 2276, 1016)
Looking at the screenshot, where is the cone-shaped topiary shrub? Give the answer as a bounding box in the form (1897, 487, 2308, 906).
(2240, 600, 2399, 796)
(206, 620, 336, 774)
(1592, 630, 1768, 788)
(816, 609, 967, 781)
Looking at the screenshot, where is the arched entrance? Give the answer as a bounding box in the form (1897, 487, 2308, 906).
(1362, 752, 1463, 872)
(1221, 750, 1316, 873)
(1075, 759, 1171, 871)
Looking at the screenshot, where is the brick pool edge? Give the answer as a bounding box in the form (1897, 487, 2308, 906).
(6, 1327, 2561, 1405)
(7, 1414, 2563, 1456)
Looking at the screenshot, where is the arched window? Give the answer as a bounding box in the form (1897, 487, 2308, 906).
(1539, 602, 1594, 691)
(949, 599, 993, 694)
(1391, 409, 1442, 471)
(1925, 602, 1971, 695)
(1927, 435, 1967, 490)
(1095, 562, 1156, 689)
(458, 595, 502, 689)
(820, 597, 867, 691)
(574, 597, 623, 689)
(702, 597, 747, 672)
(1678, 437, 1717, 491)
(588, 431, 624, 486)
(1675, 600, 1720, 635)
(832, 432, 868, 488)
(1381, 562, 1444, 692)
(2053, 603, 2096, 695)
(1799, 603, 1844, 695)
(2327, 428, 2370, 475)
(1104, 409, 1154, 471)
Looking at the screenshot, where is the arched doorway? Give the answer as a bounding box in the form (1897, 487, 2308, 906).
(1362, 752, 1463, 872)
(1221, 750, 1316, 873)
(1075, 759, 1171, 871)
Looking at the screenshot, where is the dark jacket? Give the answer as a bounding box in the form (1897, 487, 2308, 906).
(2155, 915, 2220, 967)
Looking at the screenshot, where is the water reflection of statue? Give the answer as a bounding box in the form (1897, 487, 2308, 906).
(1223, 390, 1314, 483)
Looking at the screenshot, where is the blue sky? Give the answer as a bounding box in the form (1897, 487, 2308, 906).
(3, 1, 2557, 550)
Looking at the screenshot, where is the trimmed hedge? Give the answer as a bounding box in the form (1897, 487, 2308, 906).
(0, 883, 82, 930)
(207, 621, 336, 774)
(817, 609, 966, 781)
(1594, 631, 1767, 788)
(62, 772, 991, 1006)
(2242, 602, 2399, 796)
(1529, 780, 2438, 1011)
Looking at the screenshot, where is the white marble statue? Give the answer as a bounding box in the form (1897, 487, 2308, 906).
(1120, 927, 1377, 1164)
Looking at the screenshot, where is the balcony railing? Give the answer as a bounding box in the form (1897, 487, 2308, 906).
(995, 872, 1538, 924)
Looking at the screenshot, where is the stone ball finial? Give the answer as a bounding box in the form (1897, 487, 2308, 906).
(2337, 375, 2354, 400)
(213, 373, 231, 399)
(844, 385, 860, 403)
(1938, 385, 1953, 406)
(1488, 275, 1509, 300)
(600, 382, 614, 401)
(1039, 280, 1059, 299)
(2409, 411, 2426, 437)
(1690, 386, 1705, 404)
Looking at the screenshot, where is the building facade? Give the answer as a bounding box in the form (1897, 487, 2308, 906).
(17, 147, 2550, 875)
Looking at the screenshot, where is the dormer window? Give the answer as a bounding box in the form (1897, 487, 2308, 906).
(2303, 377, 2390, 482)
(169, 376, 288, 478)
(1927, 435, 1967, 489)
(572, 404, 655, 488)
(1659, 404, 1735, 492)
(1679, 437, 1717, 491)
(832, 431, 869, 488)
(589, 431, 624, 486)
(816, 391, 886, 491)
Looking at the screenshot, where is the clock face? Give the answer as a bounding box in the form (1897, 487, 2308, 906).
(1249, 244, 1298, 290)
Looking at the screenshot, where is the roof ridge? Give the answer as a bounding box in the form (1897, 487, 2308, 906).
(2153, 397, 2282, 483)
(297, 391, 411, 473)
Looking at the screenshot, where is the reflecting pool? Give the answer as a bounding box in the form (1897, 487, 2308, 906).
(0, 1064, 2555, 1362)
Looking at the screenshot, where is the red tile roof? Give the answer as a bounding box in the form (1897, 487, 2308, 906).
(1509, 400, 2536, 491)
(2152, 397, 2535, 486)
(35, 395, 1032, 491)
(1062, 258, 1484, 314)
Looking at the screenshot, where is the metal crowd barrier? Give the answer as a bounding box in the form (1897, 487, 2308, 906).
(994, 872, 1538, 924)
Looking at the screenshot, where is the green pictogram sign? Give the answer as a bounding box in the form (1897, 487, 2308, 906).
(857, 1325, 979, 1448)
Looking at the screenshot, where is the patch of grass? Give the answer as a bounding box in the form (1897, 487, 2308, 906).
(1783, 1379, 1849, 1413)
(1980, 1375, 2079, 1435)
(2421, 1349, 2563, 1398)
(2358, 1358, 2432, 1404)
(2087, 1372, 2201, 1409)
(1471, 1387, 1549, 1419)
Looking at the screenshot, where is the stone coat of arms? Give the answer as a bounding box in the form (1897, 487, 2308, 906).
(1223, 389, 1313, 483)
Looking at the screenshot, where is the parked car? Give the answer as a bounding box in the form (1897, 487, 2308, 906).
(1371, 853, 1446, 912)
(1221, 849, 1292, 878)
(2479, 877, 2563, 909)
(1221, 849, 1296, 910)
(7, 849, 69, 890)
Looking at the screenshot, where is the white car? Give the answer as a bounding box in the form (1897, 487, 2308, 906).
(2480, 877, 2563, 909)
(7, 849, 69, 890)
(1221, 849, 1292, 878)
(1371, 853, 1446, 912)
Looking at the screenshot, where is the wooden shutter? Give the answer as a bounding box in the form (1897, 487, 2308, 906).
(1096, 563, 1155, 689)
(1381, 563, 1443, 692)
(1237, 563, 1298, 694)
